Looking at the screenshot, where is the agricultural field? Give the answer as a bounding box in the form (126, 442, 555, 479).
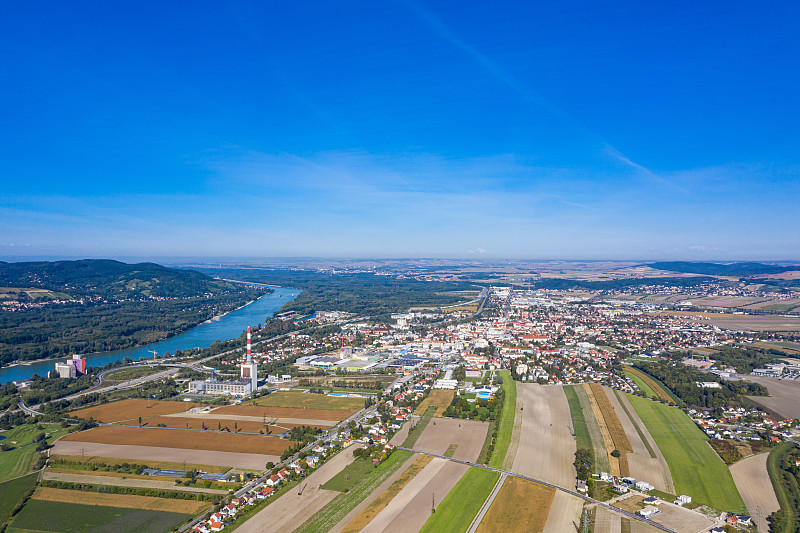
(214, 404, 349, 425)
(413, 389, 455, 417)
(730, 452, 779, 533)
(48, 454, 230, 474)
(339, 454, 433, 533)
(234, 445, 363, 533)
(418, 468, 500, 533)
(61, 425, 294, 455)
(0, 424, 69, 482)
(353, 418, 488, 533)
(745, 376, 800, 419)
(563, 385, 610, 474)
(622, 366, 680, 405)
(0, 472, 38, 528)
(584, 383, 632, 477)
(253, 390, 364, 413)
(508, 384, 575, 488)
(69, 399, 199, 423)
(607, 389, 674, 493)
(489, 370, 515, 469)
(475, 476, 554, 533)
(6, 498, 191, 533)
(627, 394, 746, 513)
(102, 366, 167, 382)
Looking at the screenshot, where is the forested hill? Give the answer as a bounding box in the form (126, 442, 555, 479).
(648, 261, 798, 277)
(0, 259, 238, 300)
(0, 260, 268, 365)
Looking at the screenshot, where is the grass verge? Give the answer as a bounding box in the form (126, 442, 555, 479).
(627, 394, 745, 513)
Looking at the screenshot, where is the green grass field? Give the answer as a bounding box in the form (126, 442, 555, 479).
(0, 425, 69, 483)
(624, 370, 658, 397)
(419, 468, 500, 533)
(295, 450, 414, 533)
(0, 473, 38, 527)
(627, 394, 746, 512)
(7, 499, 188, 533)
(488, 371, 515, 469)
(563, 385, 592, 450)
(322, 457, 376, 492)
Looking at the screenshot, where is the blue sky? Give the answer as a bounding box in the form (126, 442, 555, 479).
(1, 1, 798, 260)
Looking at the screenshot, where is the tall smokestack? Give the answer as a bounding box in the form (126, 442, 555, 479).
(246, 326, 252, 363)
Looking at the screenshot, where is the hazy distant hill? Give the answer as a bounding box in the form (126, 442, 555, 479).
(648, 261, 798, 277)
(0, 259, 237, 300)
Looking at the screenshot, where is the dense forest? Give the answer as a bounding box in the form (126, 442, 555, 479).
(631, 360, 767, 408)
(0, 260, 268, 365)
(195, 267, 478, 317)
(647, 261, 798, 277)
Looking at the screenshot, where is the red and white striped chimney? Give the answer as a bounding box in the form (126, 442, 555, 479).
(246, 326, 252, 360)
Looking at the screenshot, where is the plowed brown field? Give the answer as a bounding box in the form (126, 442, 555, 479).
(62, 425, 295, 455)
(70, 399, 199, 422)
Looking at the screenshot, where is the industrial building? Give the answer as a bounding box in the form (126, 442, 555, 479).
(188, 326, 258, 397)
(51, 354, 87, 379)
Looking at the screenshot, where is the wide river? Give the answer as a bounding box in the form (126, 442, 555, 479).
(0, 285, 300, 384)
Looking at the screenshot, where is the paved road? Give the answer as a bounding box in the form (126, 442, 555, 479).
(396, 446, 678, 533)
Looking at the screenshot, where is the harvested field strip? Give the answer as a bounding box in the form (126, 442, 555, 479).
(564, 385, 609, 473)
(49, 454, 229, 474)
(32, 486, 210, 514)
(419, 467, 500, 533)
(583, 384, 624, 476)
(403, 413, 433, 448)
(488, 370, 516, 469)
(475, 476, 554, 533)
(340, 454, 433, 533)
(414, 389, 455, 417)
(627, 394, 746, 513)
(623, 366, 681, 405)
(612, 390, 656, 459)
(70, 399, 199, 423)
(46, 468, 177, 482)
(294, 450, 414, 533)
(62, 426, 295, 455)
(575, 386, 611, 473)
(588, 384, 632, 453)
(213, 405, 347, 423)
(253, 390, 364, 412)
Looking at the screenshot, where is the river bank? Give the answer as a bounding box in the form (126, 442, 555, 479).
(0, 286, 301, 384)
